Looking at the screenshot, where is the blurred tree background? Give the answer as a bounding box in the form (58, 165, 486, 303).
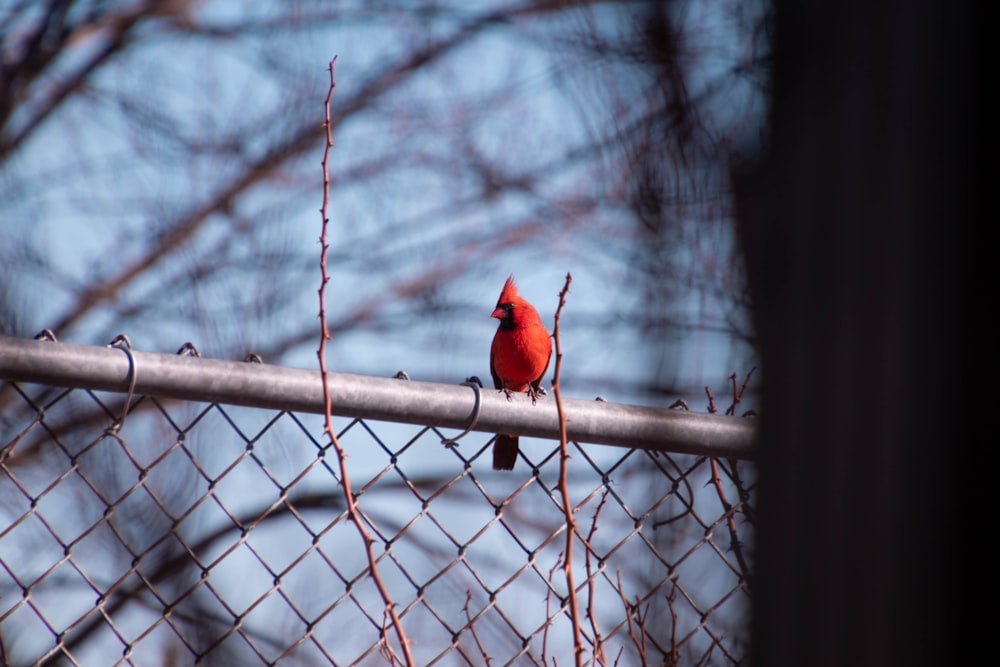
(1, 1, 771, 664)
(0, 0, 768, 404)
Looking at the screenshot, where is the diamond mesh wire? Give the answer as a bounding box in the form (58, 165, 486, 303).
(0, 378, 754, 666)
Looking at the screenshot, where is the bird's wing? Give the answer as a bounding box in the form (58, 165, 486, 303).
(489, 336, 503, 390)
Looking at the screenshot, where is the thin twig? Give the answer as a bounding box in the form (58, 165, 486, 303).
(551, 272, 583, 667)
(615, 571, 648, 666)
(707, 457, 751, 580)
(726, 456, 756, 528)
(463, 591, 491, 664)
(718, 368, 755, 577)
(317, 56, 414, 667)
(704, 368, 751, 577)
(711, 460, 753, 581)
(724, 366, 756, 416)
(664, 583, 680, 667)
(543, 553, 564, 665)
(584, 491, 608, 666)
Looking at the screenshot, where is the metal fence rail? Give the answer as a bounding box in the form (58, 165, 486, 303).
(0, 335, 756, 665)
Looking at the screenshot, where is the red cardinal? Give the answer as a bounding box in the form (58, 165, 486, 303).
(489, 275, 552, 470)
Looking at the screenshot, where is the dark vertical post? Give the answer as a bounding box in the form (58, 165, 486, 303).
(735, 2, 979, 665)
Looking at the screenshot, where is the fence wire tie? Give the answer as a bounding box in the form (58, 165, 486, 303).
(107, 334, 137, 434)
(441, 379, 482, 448)
(176, 341, 201, 357)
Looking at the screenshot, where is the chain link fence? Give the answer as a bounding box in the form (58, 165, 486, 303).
(0, 335, 756, 666)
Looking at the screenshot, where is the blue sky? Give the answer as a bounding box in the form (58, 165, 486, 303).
(3, 0, 765, 410)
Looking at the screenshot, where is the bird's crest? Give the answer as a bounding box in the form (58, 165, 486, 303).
(497, 274, 519, 305)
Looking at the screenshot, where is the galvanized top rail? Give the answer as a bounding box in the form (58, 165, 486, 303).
(0, 335, 756, 459)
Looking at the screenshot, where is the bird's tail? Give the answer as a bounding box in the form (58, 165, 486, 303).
(493, 434, 519, 470)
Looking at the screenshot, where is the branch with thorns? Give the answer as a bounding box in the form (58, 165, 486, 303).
(550, 272, 584, 667)
(705, 368, 756, 583)
(317, 56, 414, 667)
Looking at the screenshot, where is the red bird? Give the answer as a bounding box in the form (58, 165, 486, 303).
(489, 275, 552, 470)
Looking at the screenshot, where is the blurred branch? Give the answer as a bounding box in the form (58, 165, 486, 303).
(34, 2, 545, 340)
(0, 0, 192, 161)
(2, 1, 766, 404)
